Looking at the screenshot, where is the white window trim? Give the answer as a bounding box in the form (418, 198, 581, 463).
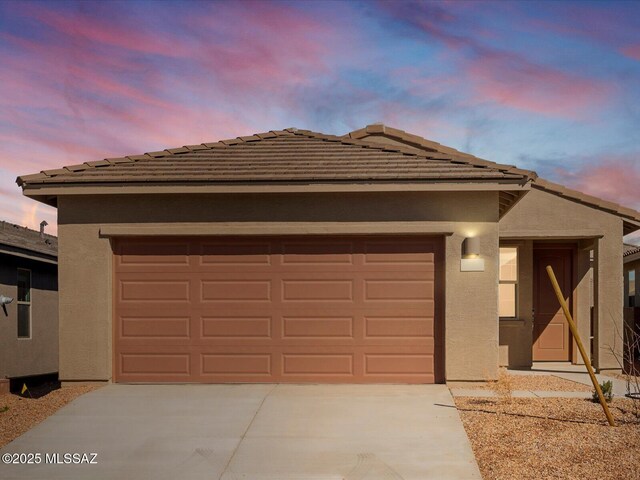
(499, 246, 519, 320)
(17, 268, 32, 340)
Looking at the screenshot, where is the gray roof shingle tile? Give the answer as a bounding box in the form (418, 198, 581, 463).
(0, 221, 57, 258)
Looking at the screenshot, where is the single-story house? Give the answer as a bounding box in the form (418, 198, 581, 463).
(0, 220, 58, 387)
(16, 125, 640, 384)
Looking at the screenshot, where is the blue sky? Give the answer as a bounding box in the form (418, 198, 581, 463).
(1, 0, 639, 240)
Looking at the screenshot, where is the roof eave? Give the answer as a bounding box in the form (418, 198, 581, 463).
(0, 244, 57, 264)
(625, 250, 640, 264)
(21, 179, 532, 204)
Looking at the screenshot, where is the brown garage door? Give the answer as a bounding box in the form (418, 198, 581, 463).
(113, 236, 443, 384)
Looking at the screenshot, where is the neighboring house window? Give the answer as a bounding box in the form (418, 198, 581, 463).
(17, 269, 31, 338)
(630, 270, 636, 308)
(499, 247, 518, 318)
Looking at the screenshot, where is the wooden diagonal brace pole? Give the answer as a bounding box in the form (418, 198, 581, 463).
(546, 265, 615, 427)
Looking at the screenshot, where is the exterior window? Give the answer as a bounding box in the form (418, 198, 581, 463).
(630, 270, 636, 308)
(17, 269, 31, 338)
(499, 247, 518, 318)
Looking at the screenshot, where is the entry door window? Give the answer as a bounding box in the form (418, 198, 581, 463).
(630, 270, 636, 308)
(499, 247, 518, 318)
(17, 269, 31, 338)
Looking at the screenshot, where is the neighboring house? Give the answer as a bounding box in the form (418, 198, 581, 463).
(0, 221, 58, 380)
(16, 125, 640, 384)
(623, 244, 640, 373)
(624, 244, 640, 308)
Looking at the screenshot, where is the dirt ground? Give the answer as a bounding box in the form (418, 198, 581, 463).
(0, 384, 102, 448)
(456, 397, 640, 480)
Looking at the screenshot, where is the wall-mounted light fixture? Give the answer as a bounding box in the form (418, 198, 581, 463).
(462, 237, 481, 258)
(461, 237, 485, 272)
(0, 294, 13, 316)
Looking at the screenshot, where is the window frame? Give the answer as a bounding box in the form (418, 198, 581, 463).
(17, 268, 31, 339)
(499, 246, 519, 319)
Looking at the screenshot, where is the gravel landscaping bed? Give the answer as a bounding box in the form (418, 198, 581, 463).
(456, 397, 640, 480)
(0, 384, 102, 448)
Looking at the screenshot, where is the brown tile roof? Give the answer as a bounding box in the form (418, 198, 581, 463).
(347, 124, 640, 227)
(624, 244, 640, 257)
(0, 221, 57, 258)
(16, 128, 529, 187)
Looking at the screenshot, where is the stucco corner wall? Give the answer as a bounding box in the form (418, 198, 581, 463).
(58, 198, 112, 381)
(445, 228, 500, 381)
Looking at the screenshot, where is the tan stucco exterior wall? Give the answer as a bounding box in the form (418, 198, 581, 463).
(500, 188, 624, 371)
(57, 191, 501, 382)
(0, 254, 58, 378)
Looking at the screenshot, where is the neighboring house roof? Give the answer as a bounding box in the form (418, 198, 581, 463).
(624, 244, 640, 263)
(346, 124, 640, 234)
(0, 221, 57, 264)
(17, 128, 528, 187)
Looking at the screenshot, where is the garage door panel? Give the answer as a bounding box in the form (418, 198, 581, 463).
(119, 352, 191, 376)
(201, 279, 272, 302)
(282, 279, 354, 302)
(200, 353, 272, 376)
(120, 316, 191, 339)
(114, 236, 442, 383)
(119, 279, 191, 303)
(201, 316, 272, 338)
(282, 316, 354, 339)
(365, 280, 434, 302)
(361, 303, 435, 317)
(365, 316, 435, 338)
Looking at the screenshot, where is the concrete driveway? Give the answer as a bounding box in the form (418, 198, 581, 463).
(1, 384, 481, 480)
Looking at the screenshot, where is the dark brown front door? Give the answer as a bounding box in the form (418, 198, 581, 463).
(113, 236, 443, 384)
(533, 247, 573, 361)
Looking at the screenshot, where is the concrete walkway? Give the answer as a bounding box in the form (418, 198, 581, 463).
(512, 362, 632, 397)
(450, 362, 638, 399)
(0, 384, 481, 480)
(450, 388, 592, 398)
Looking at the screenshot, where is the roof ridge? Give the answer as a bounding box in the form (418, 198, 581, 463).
(346, 124, 538, 180)
(346, 124, 640, 225)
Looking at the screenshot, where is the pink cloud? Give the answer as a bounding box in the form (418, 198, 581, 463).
(621, 45, 640, 61)
(554, 156, 640, 211)
(465, 51, 610, 118)
(377, 1, 614, 119)
(13, 4, 190, 58)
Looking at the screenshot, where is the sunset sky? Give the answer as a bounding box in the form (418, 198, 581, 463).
(1, 0, 639, 242)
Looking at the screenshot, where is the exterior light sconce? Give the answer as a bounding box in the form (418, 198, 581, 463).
(0, 294, 13, 316)
(461, 237, 485, 272)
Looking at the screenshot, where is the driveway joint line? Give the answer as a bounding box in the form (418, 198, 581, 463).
(218, 383, 278, 479)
